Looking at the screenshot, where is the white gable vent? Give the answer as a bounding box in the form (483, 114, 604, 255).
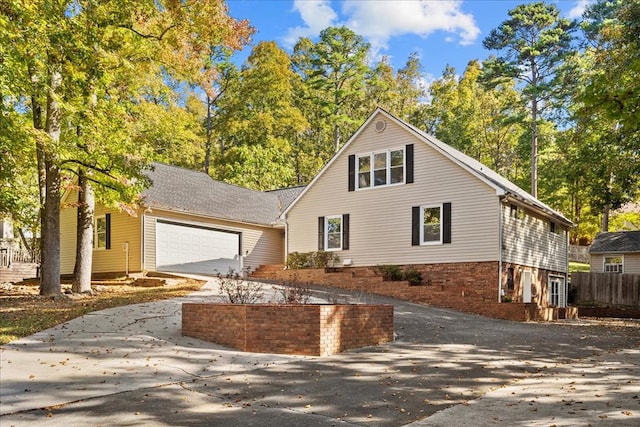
(375, 120, 386, 133)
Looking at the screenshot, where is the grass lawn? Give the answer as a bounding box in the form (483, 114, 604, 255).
(569, 262, 590, 272)
(0, 278, 205, 345)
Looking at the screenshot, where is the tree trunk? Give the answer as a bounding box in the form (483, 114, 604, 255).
(204, 95, 212, 175)
(530, 96, 538, 199)
(72, 170, 94, 293)
(39, 66, 62, 296)
(602, 205, 610, 232)
(29, 65, 47, 277)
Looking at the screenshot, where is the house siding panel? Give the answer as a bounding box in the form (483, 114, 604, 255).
(60, 190, 143, 275)
(502, 203, 568, 273)
(286, 115, 499, 267)
(91, 205, 143, 274)
(590, 253, 640, 274)
(143, 209, 283, 274)
(60, 190, 79, 275)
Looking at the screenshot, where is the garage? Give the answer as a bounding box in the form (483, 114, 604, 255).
(155, 220, 241, 275)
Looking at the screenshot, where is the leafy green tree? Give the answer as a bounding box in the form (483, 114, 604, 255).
(576, 0, 640, 230)
(0, 0, 252, 295)
(292, 26, 371, 153)
(212, 41, 308, 189)
(416, 62, 527, 183)
(483, 2, 577, 198)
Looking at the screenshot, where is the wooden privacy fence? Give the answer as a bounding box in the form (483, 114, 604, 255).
(571, 272, 640, 307)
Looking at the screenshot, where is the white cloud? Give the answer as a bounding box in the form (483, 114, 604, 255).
(567, 0, 593, 19)
(284, 0, 338, 46)
(284, 0, 480, 52)
(342, 0, 480, 49)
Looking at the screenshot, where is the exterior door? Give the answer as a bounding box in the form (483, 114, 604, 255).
(549, 275, 566, 308)
(522, 270, 532, 303)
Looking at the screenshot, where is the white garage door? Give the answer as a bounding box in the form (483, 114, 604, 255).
(155, 220, 240, 275)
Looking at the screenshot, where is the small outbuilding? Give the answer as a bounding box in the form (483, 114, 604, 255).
(589, 230, 640, 274)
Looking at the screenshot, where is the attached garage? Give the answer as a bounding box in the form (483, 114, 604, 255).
(155, 220, 241, 275)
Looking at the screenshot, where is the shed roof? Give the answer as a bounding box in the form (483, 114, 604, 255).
(142, 163, 301, 226)
(590, 231, 640, 254)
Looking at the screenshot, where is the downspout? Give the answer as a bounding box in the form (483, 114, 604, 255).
(498, 197, 504, 303)
(284, 214, 289, 268)
(564, 226, 570, 308)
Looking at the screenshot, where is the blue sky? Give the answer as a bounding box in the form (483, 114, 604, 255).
(226, 0, 591, 80)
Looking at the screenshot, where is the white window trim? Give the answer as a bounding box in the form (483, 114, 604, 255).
(356, 147, 405, 190)
(324, 215, 342, 251)
(603, 255, 624, 273)
(420, 204, 443, 245)
(94, 215, 107, 250)
(548, 274, 566, 308)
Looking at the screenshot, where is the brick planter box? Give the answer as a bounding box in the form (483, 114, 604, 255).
(182, 303, 394, 356)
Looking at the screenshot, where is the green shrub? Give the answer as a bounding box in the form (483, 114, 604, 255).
(403, 268, 423, 285)
(286, 251, 340, 269)
(286, 252, 312, 269)
(312, 251, 340, 268)
(375, 265, 404, 281)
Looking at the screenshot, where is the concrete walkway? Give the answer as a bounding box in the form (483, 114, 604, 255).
(1, 277, 639, 426)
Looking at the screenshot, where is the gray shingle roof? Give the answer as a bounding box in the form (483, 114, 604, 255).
(141, 163, 295, 226)
(590, 231, 640, 254)
(267, 186, 306, 213)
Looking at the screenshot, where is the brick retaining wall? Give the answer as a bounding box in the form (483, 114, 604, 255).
(182, 303, 394, 356)
(252, 262, 575, 321)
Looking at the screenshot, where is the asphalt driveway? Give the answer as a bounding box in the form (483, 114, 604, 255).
(1, 278, 639, 426)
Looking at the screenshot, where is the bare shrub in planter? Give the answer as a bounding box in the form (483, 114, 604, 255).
(217, 269, 262, 304)
(276, 279, 312, 304)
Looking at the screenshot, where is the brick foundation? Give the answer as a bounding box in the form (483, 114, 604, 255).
(182, 303, 394, 356)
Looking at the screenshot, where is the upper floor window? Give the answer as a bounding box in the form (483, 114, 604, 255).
(604, 256, 623, 273)
(510, 204, 526, 220)
(356, 148, 404, 189)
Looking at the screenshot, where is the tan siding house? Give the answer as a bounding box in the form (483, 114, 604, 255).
(60, 163, 298, 277)
(283, 108, 573, 308)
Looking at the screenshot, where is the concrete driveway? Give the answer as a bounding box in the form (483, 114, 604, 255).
(1, 277, 639, 426)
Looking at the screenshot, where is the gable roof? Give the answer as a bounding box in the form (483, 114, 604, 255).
(283, 107, 573, 226)
(142, 163, 295, 226)
(590, 231, 640, 254)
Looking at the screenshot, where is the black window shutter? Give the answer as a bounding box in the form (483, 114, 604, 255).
(348, 154, 355, 191)
(342, 214, 350, 250)
(105, 213, 111, 250)
(406, 144, 414, 184)
(443, 203, 452, 244)
(411, 206, 420, 246)
(318, 216, 325, 250)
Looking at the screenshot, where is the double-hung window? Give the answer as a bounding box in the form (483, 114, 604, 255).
(94, 214, 111, 250)
(603, 256, 623, 273)
(412, 203, 452, 246)
(94, 216, 107, 249)
(325, 215, 342, 251)
(318, 214, 350, 251)
(356, 148, 404, 189)
(421, 206, 442, 244)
